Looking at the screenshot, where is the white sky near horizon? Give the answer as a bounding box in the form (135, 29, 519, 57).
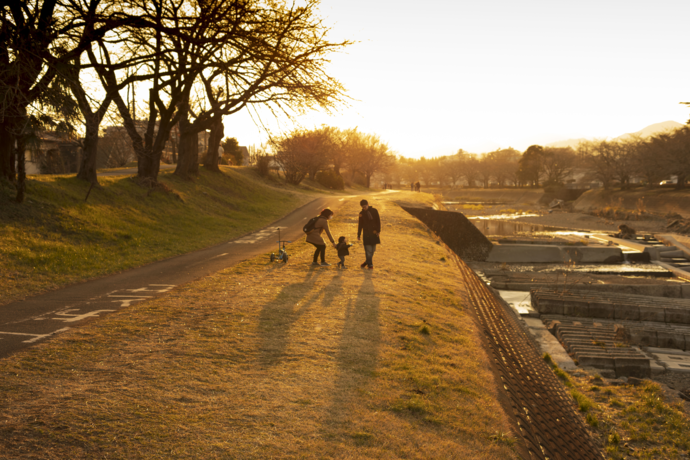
(224, 0, 690, 159)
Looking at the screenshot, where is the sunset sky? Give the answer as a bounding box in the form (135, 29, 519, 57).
(227, 0, 690, 159)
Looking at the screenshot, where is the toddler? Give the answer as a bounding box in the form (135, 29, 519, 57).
(335, 236, 353, 268)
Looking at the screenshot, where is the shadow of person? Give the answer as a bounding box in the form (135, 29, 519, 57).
(255, 268, 333, 367)
(323, 275, 381, 427)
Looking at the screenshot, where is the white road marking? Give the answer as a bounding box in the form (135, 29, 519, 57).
(110, 298, 148, 307)
(52, 309, 116, 323)
(210, 253, 229, 259)
(231, 228, 286, 244)
(108, 295, 154, 298)
(125, 286, 174, 293)
(0, 327, 71, 343)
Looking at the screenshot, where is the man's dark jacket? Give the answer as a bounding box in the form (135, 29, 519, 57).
(358, 207, 381, 245)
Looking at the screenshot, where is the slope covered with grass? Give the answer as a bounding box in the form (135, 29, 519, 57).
(0, 193, 518, 459)
(0, 167, 317, 305)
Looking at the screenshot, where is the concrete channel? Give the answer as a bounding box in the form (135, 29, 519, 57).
(403, 201, 690, 459)
(402, 204, 605, 459)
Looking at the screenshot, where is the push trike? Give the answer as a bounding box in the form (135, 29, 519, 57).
(270, 228, 290, 263)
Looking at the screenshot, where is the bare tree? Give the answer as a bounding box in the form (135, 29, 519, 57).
(476, 154, 495, 188)
(100, 125, 135, 167)
(578, 139, 617, 189)
(488, 148, 520, 187)
(462, 154, 481, 188)
(176, 0, 351, 177)
(272, 130, 310, 185)
(648, 128, 690, 189)
(443, 154, 465, 188)
(541, 147, 577, 186)
(345, 130, 394, 188)
(0, 0, 124, 200)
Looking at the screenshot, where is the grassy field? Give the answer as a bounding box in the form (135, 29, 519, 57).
(545, 357, 690, 459)
(0, 167, 341, 306)
(0, 193, 518, 459)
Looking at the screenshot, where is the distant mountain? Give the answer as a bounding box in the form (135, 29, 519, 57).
(545, 121, 685, 149)
(613, 120, 684, 142)
(546, 137, 591, 149)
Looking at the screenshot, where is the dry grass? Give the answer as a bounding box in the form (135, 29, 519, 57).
(0, 193, 517, 459)
(550, 368, 690, 460)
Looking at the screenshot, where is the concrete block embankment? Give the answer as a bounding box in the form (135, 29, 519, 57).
(488, 282, 688, 298)
(542, 314, 690, 352)
(532, 289, 690, 324)
(486, 245, 623, 263)
(542, 316, 652, 378)
(401, 207, 493, 261)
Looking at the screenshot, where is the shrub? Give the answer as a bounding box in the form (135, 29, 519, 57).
(255, 155, 271, 177)
(315, 170, 344, 190)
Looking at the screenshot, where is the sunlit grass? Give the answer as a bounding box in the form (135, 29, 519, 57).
(0, 167, 315, 304)
(568, 375, 690, 459)
(0, 194, 519, 459)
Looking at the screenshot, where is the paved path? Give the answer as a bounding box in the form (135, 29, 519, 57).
(0, 193, 387, 358)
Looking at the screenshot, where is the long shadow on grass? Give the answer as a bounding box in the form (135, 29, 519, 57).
(256, 267, 333, 366)
(323, 273, 380, 430)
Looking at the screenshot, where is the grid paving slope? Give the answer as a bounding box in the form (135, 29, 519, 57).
(452, 254, 604, 459)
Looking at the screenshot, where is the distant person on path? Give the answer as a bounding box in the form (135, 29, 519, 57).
(336, 236, 353, 269)
(410, 182, 414, 192)
(357, 199, 381, 269)
(306, 208, 336, 266)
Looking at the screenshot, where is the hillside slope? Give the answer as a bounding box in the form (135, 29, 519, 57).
(0, 167, 328, 304)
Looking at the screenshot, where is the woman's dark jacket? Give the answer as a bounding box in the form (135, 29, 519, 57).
(358, 207, 381, 245)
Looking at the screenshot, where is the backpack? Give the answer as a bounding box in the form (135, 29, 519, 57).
(303, 216, 319, 234)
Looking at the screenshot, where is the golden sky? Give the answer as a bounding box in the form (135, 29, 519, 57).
(227, 0, 690, 158)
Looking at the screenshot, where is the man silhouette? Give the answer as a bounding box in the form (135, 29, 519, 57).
(357, 199, 381, 269)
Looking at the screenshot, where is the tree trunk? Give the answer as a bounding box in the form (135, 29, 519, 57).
(175, 114, 198, 180)
(15, 133, 26, 203)
(76, 115, 101, 185)
(203, 118, 224, 172)
(0, 121, 16, 182)
(189, 136, 199, 175)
